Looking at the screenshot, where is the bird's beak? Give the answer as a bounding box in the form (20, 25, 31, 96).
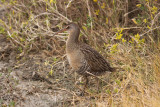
(53, 27, 67, 36)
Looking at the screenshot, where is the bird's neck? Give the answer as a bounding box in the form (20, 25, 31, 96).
(66, 29, 80, 51)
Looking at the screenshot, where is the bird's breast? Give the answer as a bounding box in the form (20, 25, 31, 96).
(66, 50, 84, 70)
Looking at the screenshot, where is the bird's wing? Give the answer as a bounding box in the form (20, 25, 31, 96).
(74, 59, 90, 75)
(79, 43, 113, 73)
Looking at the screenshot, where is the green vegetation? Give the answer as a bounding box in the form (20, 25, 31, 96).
(0, 0, 160, 106)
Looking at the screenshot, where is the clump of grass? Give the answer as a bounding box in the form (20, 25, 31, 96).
(0, 0, 160, 106)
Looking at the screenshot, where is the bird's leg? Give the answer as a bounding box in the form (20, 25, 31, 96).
(96, 77, 101, 93)
(80, 76, 88, 96)
(84, 76, 89, 90)
(96, 77, 99, 92)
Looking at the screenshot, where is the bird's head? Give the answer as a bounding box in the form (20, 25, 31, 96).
(54, 22, 79, 35)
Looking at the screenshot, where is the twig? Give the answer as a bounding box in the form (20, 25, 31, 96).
(66, 0, 74, 9)
(53, 8, 72, 22)
(124, 0, 128, 27)
(30, 12, 52, 22)
(86, 0, 93, 32)
(85, 71, 113, 86)
(7, 31, 25, 48)
(53, 87, 78, 97)
(116, 27, 144, 30)
(151, 12, 160, 37)
(140, 26, 160, 37)
(151, 12, 160, 27)
(124, 9, 139, 17)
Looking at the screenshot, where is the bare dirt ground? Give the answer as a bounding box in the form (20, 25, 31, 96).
(0, 34, 72, 107)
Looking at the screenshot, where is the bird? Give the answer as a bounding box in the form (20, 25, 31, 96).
(54, 22, 115, 95)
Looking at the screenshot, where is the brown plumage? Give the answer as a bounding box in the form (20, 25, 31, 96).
(54, 22, 115, 94)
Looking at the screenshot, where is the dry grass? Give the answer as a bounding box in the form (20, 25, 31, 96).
(0, 0, 160, 106)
